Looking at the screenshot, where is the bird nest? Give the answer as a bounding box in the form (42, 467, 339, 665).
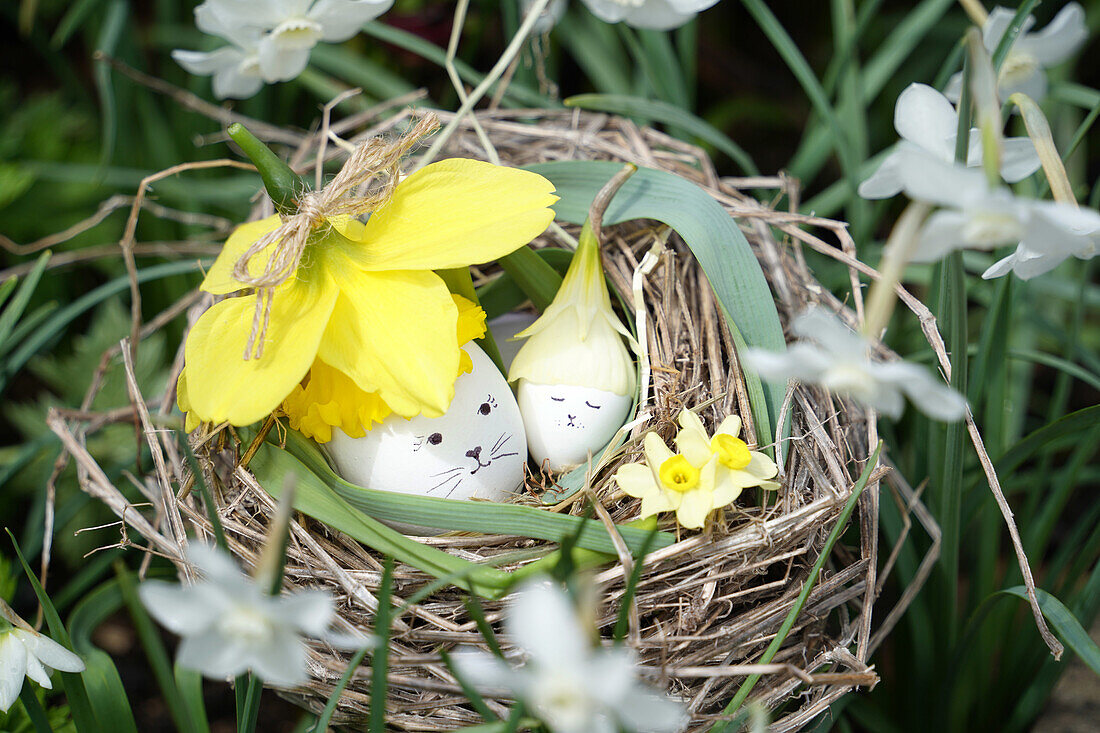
(51, 104, 940, 731)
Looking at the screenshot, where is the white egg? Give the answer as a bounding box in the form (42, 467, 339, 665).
(517, 380, 633, 472)
(325, 343, 527, 508)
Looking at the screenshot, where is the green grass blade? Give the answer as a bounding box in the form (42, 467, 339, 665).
(991, 405, 1100, 479)
(68, 580, 140, 733)
(93, 0, 126, 169)
(5, 529, 98, 733)
(563, 94, 759, 175)
(17, 685, 53, 733)
(307, 43, 418, 100)
(174, 664, 211, 733)
(523, 160, 786, 446)
(0, 260, 202, 395)
(369, 557, 394, 733)
(115, 562, 198, 733)
(0, 250, 50, 351)
(477, 248, 572, 319)
(612, 528, 658, 643)
(310, 647, 369, 733)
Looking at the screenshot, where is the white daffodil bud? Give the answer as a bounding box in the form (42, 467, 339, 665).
(509, 222, 636, 471)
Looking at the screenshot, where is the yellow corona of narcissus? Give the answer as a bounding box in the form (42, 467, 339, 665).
(178, 158, 557, 432)
(613, 409, 779, 529)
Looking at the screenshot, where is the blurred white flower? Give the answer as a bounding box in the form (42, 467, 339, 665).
(946, 3, 1088, 102)
(453, 580, 687, 733)
(174, 0, 393, 98)
(983, 203, 1100, 279)
(892, 147, 1100, 269)
(580, 0, 721, 30)
(744, 307, 967, 421)
(859, 83, 1039, 199)
(0, 625, 85, 713)
(140, 544, 364, 687)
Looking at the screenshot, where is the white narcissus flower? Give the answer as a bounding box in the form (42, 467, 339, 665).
(859, 83, 1040, 199)
(744, 308, 968, 422)
(892, 147, 1100, 271)
(452, 580, 687, 733)
(0, 626, 85, 713)
(139, 544, 360, 687)
(581, 0, 721, 30)
(175, 0, 393, 98)
(946, 3, 1088, 103)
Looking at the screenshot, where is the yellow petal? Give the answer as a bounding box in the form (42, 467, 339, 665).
(318, 268, 460, 418)
(184, 275, 338, 426)
(454, 295, 487, 375)
(746, 452, 778, 479)
(176, 370, 200, 433)
(673, 411, 713, 467)
(201, 216, 283, 295)
(675, 459, 719, 529)
(614, 462, 659, 500)
(342, 159, 557, 271)
(716, 415, 743, 438)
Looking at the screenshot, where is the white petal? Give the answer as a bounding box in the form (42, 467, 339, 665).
(212, 63, 265, 100)
(791, 307, 868, 357)
(172, 47, 244, 76)
(257, 36, 312, 81)
(982, 251, 1021, 280)
(247, 628, 307, 687)
(894, 83, 957, 157)
(139, 581, 225, 635)
(912, 210, 974, 263)
(187, 544, 247, 586)
(622, 0, 704, 30)
(21, 652, 52, 689)
(1000, 69, 1048, 103)
(743, 343, 831, 383)
(450, 649, 521, 692)
(505, 580, 587, 670)
(999, 136, 1041, 182)
(0, 633, 28, 713)
(1016, 2, 1088, 66)
(581, 0, 631, 23)
(858, 150, 904, 199)
(308, 0, 392, 42)
(276, 589, 335, 636)
(894, 145, 989, 208)
(13, 630, 84, 673)
(981, 6, 1032, 53)
(614, 684, 688, 732)
(177, 633, 248, 680)
(196, 0, 285, 36)
(874, 362, 967, 421)
(943, 73, 963, 103)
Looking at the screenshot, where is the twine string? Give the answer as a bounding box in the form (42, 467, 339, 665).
(233, 113, 440, 359)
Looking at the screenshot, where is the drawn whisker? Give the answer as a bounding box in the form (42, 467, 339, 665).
(490, 450, 519, 460)
(492, 433, 510, 453)
(430, 466, 464, 478)
(428, 473, 463, 494)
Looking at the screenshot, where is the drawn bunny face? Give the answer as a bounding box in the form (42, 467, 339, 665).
(325, 344, 527, 505)
(517, 381, 632, 471)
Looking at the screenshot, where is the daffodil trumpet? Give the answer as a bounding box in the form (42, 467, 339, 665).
(508, 165, 638, 472)
(178, 116, 558, 435)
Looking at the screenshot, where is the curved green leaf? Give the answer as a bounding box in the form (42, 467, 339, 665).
(999, 586, 1100, 675)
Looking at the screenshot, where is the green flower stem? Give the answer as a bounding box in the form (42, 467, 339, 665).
(226, 123, 308, 215)
(18, 685, 53, 733)
(711, 443, 882, 730)
(437, 266, 506, 375)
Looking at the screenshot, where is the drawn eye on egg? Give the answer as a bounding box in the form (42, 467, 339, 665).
(585, 401, 601, 409)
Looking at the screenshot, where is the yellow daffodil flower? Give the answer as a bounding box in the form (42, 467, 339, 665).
(674, 409, 780, 498)
(179, 158, 556, 428)
(614, 431, 719, 530)
(613, 409, 779, 529)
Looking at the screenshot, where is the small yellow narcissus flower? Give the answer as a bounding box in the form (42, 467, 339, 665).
(613, 409, 778, 529)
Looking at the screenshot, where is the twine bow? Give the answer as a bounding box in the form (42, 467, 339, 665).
(232, 113, 440, 360)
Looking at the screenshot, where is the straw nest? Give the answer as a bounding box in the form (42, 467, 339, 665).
(51, 103, 940, 731)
